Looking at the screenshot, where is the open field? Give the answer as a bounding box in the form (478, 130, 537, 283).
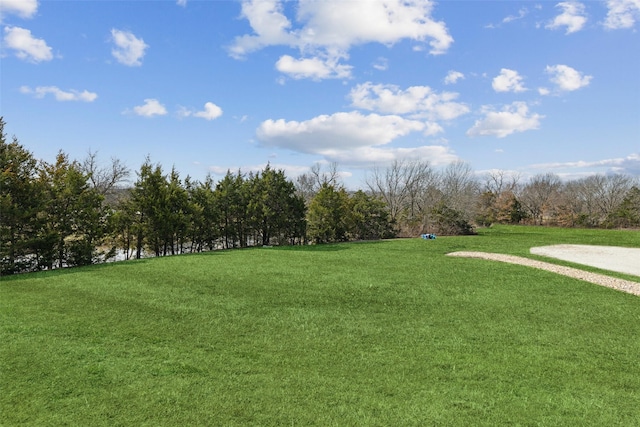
(2, 225, 639, 426)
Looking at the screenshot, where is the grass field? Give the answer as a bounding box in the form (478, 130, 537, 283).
(2, 225, 640, 426)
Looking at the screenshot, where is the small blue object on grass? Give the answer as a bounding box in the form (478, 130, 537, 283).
(421, 233, 436, 240)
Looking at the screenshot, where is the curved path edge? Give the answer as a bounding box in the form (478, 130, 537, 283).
(447, 251, 640, 296)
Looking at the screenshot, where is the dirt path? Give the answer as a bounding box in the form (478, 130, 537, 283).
(447, 251, 640, 296)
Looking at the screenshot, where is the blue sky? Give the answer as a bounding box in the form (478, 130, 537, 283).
(1, 0, 639, 188)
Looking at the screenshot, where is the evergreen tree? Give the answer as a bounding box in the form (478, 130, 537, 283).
(166, 168, 190, 255)
(192, 175, 220, 251)
(0, 119, 45, 273)
(605, 186, 640, 228)
(349, 190, 394, 240)
(307, 183, 351, 244)
(129, 158, 169, 258)
(38, 152, 105, 268)
(214, 170, 248, 248)
(249, 164, 306, 245)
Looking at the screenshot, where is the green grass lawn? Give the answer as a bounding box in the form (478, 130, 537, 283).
(2, 225, 640, 426)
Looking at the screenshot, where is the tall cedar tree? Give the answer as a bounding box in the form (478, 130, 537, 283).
(38, 152, 105, 268)
(0, 119, 45, 274)
(307, 183, 351, 244)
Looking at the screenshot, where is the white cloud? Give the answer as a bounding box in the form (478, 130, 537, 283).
(327, 144, 459, 166)
(466, 102, 544, 138)
(180, 102, 223, 120)
(546, 2, 587, 34)
(294, 0, 453, 55)
(194, 102, 223, 120)
(372, 57, 388, 71)
(230, 0, 453, 79)
(20, 85, 97, 102)
(349, 82, 469, 121)
(256, 111, 425, 156)
(3, 26, 52, 62)
(228, 0, 296, 59)
(130, 99, 167, 117)
(531, 153, 640, 176)
(275, 54, 352, 80)
(422, 122, 445, 136)
(492, 68, 526, 93)
(176, 0, 187, 7)
(545, 64, 592, 92)
(110, 29, 148, 66)
(604, 0, 640, 29)
(503, 7, 528, 24)
(485, 7, 528, 28)
(0, 0, 38, 19)
(444, 70, 464, 85)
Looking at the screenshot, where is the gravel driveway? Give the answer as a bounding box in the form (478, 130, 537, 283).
(448, 245, 640, 296)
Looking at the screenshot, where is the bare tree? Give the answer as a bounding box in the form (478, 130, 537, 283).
(565, 174, 636, 226)
(81, 150, 130, 202)
(591, 174, 635, 220)
(295, 162, 341, 203)
(555, 180, 586, 227)
(439, 161, 480, 219)
(477, 170, 522, 225)
(518, 173, 561, 225)
(483, 169, 520, 195)
(365, 159, 435, 225)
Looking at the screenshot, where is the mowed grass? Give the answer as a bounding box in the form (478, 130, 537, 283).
(2, 225, 640, 426)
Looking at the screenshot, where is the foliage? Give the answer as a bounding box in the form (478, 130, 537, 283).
(476, 190, 526, 226)
(248, 164, 307, 246)
(306, 182, 351, 243)
(349, 190, 394, 240)
(37, 152, 106, 269)
(429, 201, 476, 235)
(0, 119, 44, 274)
(604, 186, 640, 228)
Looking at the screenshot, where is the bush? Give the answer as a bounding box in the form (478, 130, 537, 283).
(429, 203, 476, 236)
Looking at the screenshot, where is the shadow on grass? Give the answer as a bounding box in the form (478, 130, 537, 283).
(1, 241, 391, 283)
(0, 258, 155, 283)
(262, 239, 392, 253)
(269, 242, 353, 252)
(0, 249, 228, 283)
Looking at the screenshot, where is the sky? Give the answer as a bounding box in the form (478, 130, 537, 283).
(1, 0, 639, 189)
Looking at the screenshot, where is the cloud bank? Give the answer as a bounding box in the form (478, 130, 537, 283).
(255, 110, 458, 165)
(230, 0, 453, 80)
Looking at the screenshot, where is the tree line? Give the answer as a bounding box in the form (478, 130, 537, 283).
(365, 159, 639, 235)
(2, 117, 639, 274)
(1, 119, 394, 274)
